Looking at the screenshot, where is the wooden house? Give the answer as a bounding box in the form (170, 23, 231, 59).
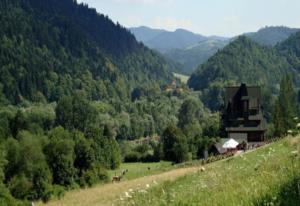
(220, 83, 267, 142)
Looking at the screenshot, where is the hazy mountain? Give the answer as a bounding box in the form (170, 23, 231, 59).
(130, 26, 299, 75)
(130, 27, 227, 52)
(164, 39, 229, 74)
(145, 29, 207, 51)
(130, 26, 229, 74)
(130, 26, 165, 43)
(245, 26, 300, 46)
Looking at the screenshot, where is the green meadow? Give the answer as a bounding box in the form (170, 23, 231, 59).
(118, 136, 300, 206)
(108, 161, 173, 181)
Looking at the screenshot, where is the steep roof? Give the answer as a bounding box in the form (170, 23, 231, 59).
(225, 84, 261, 104)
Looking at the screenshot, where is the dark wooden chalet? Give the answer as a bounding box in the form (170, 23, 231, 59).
(221, 83, 267, 142)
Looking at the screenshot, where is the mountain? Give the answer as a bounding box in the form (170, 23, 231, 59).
(245, 26, 300, 46)
(277, 31, 300, 59)
(188, 34, 300, 113)
(0, 0, 175, 105)
(130, 26, 228, 52)
(145, 29, 207, 52)
(130, 26, 230, 74)
(130, 26, 165, 43)
(130, 26, 299, 75)
(164, 39, 229, 74)
(188, 36, 295, 91)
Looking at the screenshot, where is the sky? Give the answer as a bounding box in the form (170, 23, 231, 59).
(77, 0, 300, 37)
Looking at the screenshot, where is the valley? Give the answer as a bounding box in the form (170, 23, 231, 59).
(0, 0, 300, 206)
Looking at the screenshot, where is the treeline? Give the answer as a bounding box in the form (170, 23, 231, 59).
(0, 96, 122, 204)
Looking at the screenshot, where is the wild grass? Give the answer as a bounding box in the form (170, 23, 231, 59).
(118, 136, 300, 206)
(108, 161, 172, 180)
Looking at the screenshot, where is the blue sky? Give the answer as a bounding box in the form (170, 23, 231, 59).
(77, 0, 300, 37)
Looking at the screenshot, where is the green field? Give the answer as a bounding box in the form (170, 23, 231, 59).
(173, 72, 189, 84)
(108, 161, 172, 181)
(119, 137, 300, 206)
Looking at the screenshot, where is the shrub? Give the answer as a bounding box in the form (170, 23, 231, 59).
(80, 164, 109, 187)
(8, 174, 32, 200)
(52, 185, 65, 200)
(124, 152, 140, 162)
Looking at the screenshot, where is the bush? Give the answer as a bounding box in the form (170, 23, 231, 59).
(0, 183, 20, 206)
(8, 174, 32, 200)
(52, 185, 65, 200)
(140, 153, 156, 162)
(80, 164, 109, 187)
(124, 151, 140, 162)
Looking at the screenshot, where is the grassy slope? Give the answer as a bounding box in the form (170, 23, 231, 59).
(41, 136, 299, 206)
(120, 137, 300, 206)
(41, 166, 199, 206)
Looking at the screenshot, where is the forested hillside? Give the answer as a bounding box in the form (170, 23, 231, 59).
(188, 34, 300, 115)
(0, 0, 176, 105)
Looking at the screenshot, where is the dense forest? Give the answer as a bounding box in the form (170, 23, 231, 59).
(0, 0, 177, 105)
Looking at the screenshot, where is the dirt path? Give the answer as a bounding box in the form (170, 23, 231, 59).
(40, 166, 201, 206)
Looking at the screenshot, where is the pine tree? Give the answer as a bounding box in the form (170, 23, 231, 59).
(273, 75, 297, 136)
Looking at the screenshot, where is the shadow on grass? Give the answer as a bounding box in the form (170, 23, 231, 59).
(254, 176, 300, 206)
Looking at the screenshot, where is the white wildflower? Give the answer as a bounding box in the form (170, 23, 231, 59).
(125, 192, 132, 198)
(139, 189, 148, 193)
(291, 150, 298, 155)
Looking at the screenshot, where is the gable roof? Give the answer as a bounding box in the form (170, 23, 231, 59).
(225, 84, 261, 104)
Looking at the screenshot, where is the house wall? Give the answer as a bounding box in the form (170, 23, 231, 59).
(229, 132, 247, 139)
(247, 131, 264, 142)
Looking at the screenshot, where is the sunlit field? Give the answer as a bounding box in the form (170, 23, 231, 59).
(118, 136, 300, 206)
(108, 161, 172, 181)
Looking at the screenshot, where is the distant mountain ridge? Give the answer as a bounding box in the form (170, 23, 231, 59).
(130, 26, 229, 74)
(130, 26, 227, 51)
(130, 26, 166, 43)
(164, 39, 228, 74)
(245, 26, 300, 46)
(130, 26, 300, 75)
